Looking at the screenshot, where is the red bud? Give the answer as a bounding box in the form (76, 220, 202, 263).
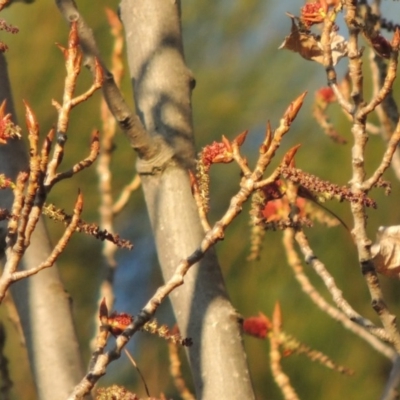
(282, 144, 301, 166)
(284, 91, 307, 124)
(233, 129, 249, 147)
(23, 100, 39, 136)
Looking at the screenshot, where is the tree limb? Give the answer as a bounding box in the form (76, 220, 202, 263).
(0, 51, 86, 400)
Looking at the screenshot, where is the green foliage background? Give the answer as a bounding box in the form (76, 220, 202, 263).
(2, 1, 400, 399)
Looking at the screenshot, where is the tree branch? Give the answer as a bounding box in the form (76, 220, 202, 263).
(55, 0, 155, 159)
(0, 46, 85, 400)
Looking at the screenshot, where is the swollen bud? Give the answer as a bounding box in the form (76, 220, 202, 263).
(260, 121, 272, 154)
(233, 129, 249, 148)
(23, 100, 39, 136)
(99, 297, 109, 321)
(282, 144, 301, 166)
(283, 91, 307, 125)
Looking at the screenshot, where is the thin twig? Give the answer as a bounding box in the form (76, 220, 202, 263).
(10, 192, 83, 280)
(168, 341, 195, 400)
(294, 230, 392, 343)
(369, 50, 400, 181)
(42, 202, 133, 250)
(51, 130, 100, 185)
(283, 229, 395, 360)
(45, 22, 103, 189)
(269, 303, 299, 400)
(381, 356, 400, 400)
(112, 174, 141, 215)
(92, 8, 133, 350)
(123, 348, 150, 398)
(55, 0, 154, 158)
(14, 103, 42, 252)
(361, 29, 400, 116)
(363, 117, 400, 190)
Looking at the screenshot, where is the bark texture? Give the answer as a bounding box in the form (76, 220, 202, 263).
(120, 1, 255, 398)
(0, 53, 85, 400)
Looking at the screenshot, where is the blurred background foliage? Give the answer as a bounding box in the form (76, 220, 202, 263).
(2, 0, 400, 399)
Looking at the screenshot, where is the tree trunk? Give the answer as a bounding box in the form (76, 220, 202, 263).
(119, 1, 255, 398)
(0, 53, 85, 400)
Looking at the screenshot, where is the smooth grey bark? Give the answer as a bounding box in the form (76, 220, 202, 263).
(0, 53, 85, 400)
(120, 1, 255, 399)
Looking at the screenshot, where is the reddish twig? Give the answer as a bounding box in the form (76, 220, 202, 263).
(45, 21, 103, 189)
